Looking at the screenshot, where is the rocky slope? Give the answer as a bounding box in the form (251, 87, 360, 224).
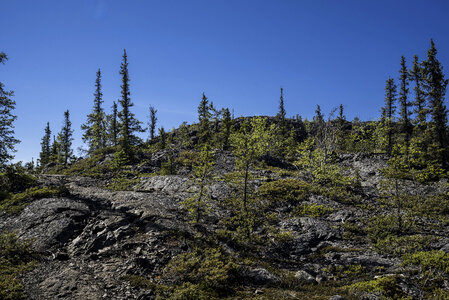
(1, 151, 449, 299)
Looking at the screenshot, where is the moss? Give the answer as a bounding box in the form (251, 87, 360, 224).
(323, 264, 366, 280)
(296, 204, 333, 218)
(344, 276, 405, 299)
(0, 233, 36, 300)
(0, 186, 69, 214)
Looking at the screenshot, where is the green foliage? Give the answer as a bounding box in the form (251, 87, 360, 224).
(182, 144, 214, 223)
(175, 150, 200, 170)
(57, 110, 74, 166)
(345, 276, 405, 299)
(296, 204, 333, 218)
(258, 178, 310, 206)
(105, 177, 139, 191)
(295, 137, 354, 186)
(81, 69, 107, 154)
(403, 251, 449, 274)
(367, 214, 415, 243)
(374, 234, 435, 255)
(0, 53, 19, 168)
(0, 164, 36, 193)
(0, 186, 69, 214)
(39, 122, 51, 166)
(0, 233, 36, 300)
(163, 247, 240, 298)
(160, 154, 176, 175)
(323, 264, 366, 280)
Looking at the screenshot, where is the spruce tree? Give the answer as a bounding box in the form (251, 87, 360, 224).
(221, 108, 232, 150)
(0, 52, 19, 168)
(422, 39, 449, 166)
(149, 105, 157, 140)
(197, 93, 211, 145)
(383, 78, 397, 155)
(410, 55, 427, 127)
(109, 101, 119, 146)
(399, 56, 412, 146)
(118, 49, 144, 158)
(57, 110, 74, 166)
(39, 122, 51, 166)
(159, 127, 166, 150)
(50, 135, 60, 163)
(81, 68, 107, 153)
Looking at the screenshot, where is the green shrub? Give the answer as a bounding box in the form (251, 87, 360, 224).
(163, 247, 240, 297)
(0, 164, 36, 193)
(296, 204, 333, 218)
(403, 251, 449, 274)
(175, 150, 200, 169)
(258, 179, 310, 206)
(0, 233, 36, 300)
(345, 276, 404, 299)
(105, 178, 139, 191)
(0, 186, 69, 214)
(374, 234, 435, 255)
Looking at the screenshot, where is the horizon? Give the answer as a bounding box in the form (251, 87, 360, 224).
(1, 0, 449, 163)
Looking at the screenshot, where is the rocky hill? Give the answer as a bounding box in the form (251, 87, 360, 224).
(1, 145, 449, 299)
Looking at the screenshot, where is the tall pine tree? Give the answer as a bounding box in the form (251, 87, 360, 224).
(81, 68, 107, 154)
(382, 78, 397, 155)
(398, 56, 412, 147)
(39, 122, 51, 166)
(148, 105, 157, 140)
(118, 49, 144, 159)
(0, 52, 19, 168)
(197, 93, 211, 145)
(422, 39, 449, 167)
(410, 55, 427, 127)
(57, 110, 74, 166)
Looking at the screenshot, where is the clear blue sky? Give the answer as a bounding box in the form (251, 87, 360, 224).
(1, 0, 449, 163)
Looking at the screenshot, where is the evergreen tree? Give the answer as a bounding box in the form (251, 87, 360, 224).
(81, 68, 107, 153)
(50, 135, 61, 163)
(159, 127, 166, 150)
(399, 56, 412, 146)
(382, 78, 397, 155)
(148, 105, 157, 140)
(39, 122, 51, 166)
(276, 87, 287, 133)
(197, 93, 211, 145)
(422, 39, 449, 167)
(57, 110, 74, 166)
(221, 108, 232, 150)
(118, 49, 144, 159)
(109, 101, 119, 146)
(410, 55, 427, 127)
(0, 52, 19, 168)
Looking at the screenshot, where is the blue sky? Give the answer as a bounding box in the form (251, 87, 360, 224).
(1, 0, 449, 163)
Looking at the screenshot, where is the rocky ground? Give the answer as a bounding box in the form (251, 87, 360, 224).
(1, 151, 449, 299)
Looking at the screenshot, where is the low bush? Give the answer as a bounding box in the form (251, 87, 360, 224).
(0, 233, 36, 300)
(344, 276, 404, 299)
(296, 204, 333, 218)
(0, 186, 69, 214)
(258, 178, 310, 206)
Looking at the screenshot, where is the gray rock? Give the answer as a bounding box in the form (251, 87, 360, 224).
(294, 270, 316, 284)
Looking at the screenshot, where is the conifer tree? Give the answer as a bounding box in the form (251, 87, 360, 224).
(109, 101, 119, 146)
(221, 108, 232, 150)
(422, 39, 449, 166)
(0, 52, 19, 168)
(149, 105, 157, 140)
(277, 87, 287, 133)
(382, 78, 397, 155)
(410, 55, 427, 127)
(197, 93, 211, 145)
(399, 56, 412, 146)
(57, 110, 74, 166)
(159, 127, 166, 150)
(118, 49, 144, 159)
(50, 135, 60, 163)
(81, 68, 107, 153)
(39, 122, 51, 166)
